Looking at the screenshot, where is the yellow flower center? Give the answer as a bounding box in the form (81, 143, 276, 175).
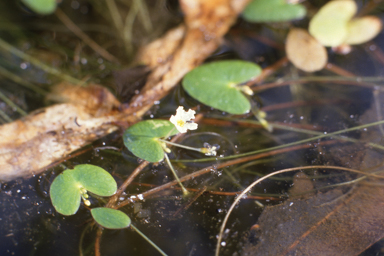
(177, 120, 185, 127)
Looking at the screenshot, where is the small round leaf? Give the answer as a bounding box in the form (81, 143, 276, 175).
(22, 0, 58, 15)
(73, 164, 117, 196)
(91, 207, 131, 229)
(344, 16, 382, 45)
(123, 120, 178, 162)
(50, 170, 81, 216)
(243, 0, 306, 23)
(309, 0, 357, 47)
(286, 28, 327, 72)
(182, 60, 261, 114)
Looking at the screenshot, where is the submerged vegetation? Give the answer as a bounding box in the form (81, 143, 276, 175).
(1, 0, 384, 255)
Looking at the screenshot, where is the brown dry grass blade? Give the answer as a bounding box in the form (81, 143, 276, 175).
(0, 0, 251, 181)
(242, 184, 384, 256)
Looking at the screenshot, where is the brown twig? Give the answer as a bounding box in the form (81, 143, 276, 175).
(324, 63, 355, 77)
(106, 160, 150, 208)
(95, 227, 102, 256)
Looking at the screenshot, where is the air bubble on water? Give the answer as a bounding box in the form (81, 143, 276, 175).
(20, 62, 28, 69)
(221, 241, 226, 247)
(370, 44, 376, 51)
(71, 0, 80, 9)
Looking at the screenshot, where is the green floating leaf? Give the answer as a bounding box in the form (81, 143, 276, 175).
(73, 165, 117, 197)
(182, 60, 261, 115)
(91, 207, 131, 229)
(50, 170, 81, 216)
(50, 164, 117, 216)
(22, 0, 58, 15)
(123, 120, 178, 163)
(242, 0, 306, 23)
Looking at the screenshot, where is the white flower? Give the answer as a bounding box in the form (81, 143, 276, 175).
(201, 142, 219, 156)
(169, 106, 198, 133)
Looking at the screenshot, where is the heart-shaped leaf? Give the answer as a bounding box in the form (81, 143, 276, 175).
(50, 164, 117, 216)
(242, 0, 306, 23)
(91, 207, 131, 229)
(22, 0, 58, 15)
(123, 120, 178, 163)
(182, 60, 261, 115)
(344, 16, 382, 45)
(309, 0, 357, 47)
(286, 28, 328, 72)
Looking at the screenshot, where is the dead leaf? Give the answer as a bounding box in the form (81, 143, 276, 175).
(0, 83, 137, 181)
(286, 28, 327, 72)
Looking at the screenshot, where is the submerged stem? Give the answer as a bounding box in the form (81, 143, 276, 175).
(131, 224, 168, 256)
(0, 37, 84, 85)
(164, 153, 189, 195)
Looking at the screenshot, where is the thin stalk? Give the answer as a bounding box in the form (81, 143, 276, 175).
(250, 120, 384, 151)
(0, 66, 47, 95)
(164, 153, 189, 195)
(105, 0, 124, 33)
(0, 37, 83, 85)
(0, 108, 12, 122)
(135, 0, 152, 32)
(55, 8, 119, 63)
(131, 224, 168, 256)
(79, 223, 92, 256)
(0, 90, 27, 116)
(122, 0, 139, 55)
(158, 138, 203, 153)
(175, 119, 384, 163)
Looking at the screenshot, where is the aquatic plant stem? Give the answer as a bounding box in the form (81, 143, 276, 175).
(117, 140, 338, 208)
(131, 224, 168, 256)
(164, 153, 189, 195)
(176, 119, 384, 163)
(214, 165, 384, 256)
(0, 66, 47, 95)
(158, 138, 204, 153)
(0, 37, 83, 85)
(0, 90, 27, 116)
(106, 160, 150, 207)
(55, 8, 119, 63)
(95, 228, 102, 256)
(0, 108, 11, 123)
